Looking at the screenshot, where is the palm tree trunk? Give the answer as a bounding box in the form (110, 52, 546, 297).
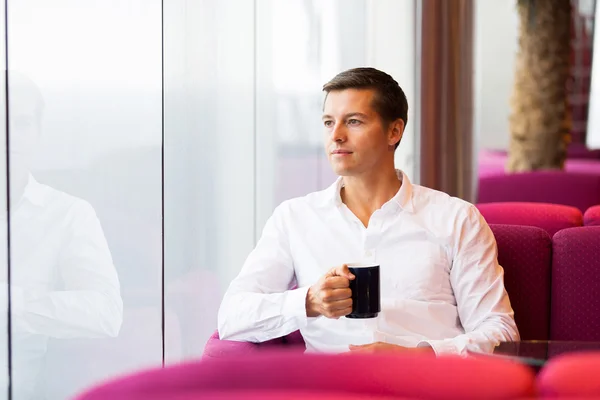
(507, 0, 572, 172)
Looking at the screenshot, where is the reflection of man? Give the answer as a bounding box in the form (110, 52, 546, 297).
(218, 67, 519, 355)
(0, 73, 123, 399)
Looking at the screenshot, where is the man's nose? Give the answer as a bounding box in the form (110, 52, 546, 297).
(331, 123, 346, 143)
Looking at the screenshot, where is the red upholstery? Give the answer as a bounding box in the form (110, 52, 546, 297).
(551, 226, 600, 341)
(478, 149, 600, 178)
(479, 145, 600, 161)
(75, 352, 536, 400)
(565, 143, 600, 159)
(128, 392, 410, 400)
(584, 205, 600, 226)
(490, 224, 552, 340)
(537, 352, 600, 397)
(477, 171, 600, 213)
(478, 202, 583, 237)
(202, 330, 304, 359)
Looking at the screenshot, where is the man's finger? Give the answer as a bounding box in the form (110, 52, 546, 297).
(322, 296, 352, 310)
(349, 344, 371, 351)
(322, 277, 351, 289)
(326, 264, 355, 280)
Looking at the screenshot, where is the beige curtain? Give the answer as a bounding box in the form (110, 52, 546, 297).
(419, 0, 475, 202)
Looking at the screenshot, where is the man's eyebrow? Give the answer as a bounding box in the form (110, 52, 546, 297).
(344, 112, 368, 119)
(321, 112, 369, 120)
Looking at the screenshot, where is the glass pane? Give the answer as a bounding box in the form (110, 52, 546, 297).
(0, 0, 8, 397)
(163, 0, 256, 361)
(7, 0, 162, 398)
(256, 0, 364, 227)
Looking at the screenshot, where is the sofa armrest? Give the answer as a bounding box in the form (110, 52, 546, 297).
(202, 331, 260, 359)
(203, 330, 306, 359)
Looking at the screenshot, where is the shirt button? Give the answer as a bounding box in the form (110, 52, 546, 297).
(365, 250, 373, 257)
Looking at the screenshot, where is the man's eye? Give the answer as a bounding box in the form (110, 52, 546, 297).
(323, 120, 334, 127)
(348, 119, 361, 125)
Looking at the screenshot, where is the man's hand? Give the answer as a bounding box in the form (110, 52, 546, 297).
(306, 264, 355, 318)
(349, 342, 435, 355)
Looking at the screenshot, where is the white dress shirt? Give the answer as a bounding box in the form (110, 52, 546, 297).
(218, 170, 519, 355)
(0, 175, 123, 399)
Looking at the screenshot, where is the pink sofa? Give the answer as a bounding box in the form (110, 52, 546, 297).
(477, 202, 583, 237)
(537, 352, 600, 398)
(584, 205, 600, 226)
(204, 224, 554, 357)
(477, 148, 600, 212)
(75, 352, 536, 400)
(204, 225, 600, 357)
(550, 226, 600, 341)
(477, 170, 600, 213)
(480, 144, 600, 162)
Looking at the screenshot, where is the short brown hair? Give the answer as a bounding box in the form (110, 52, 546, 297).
(323, 67, 408, 149)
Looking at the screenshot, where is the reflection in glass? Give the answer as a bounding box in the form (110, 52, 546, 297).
(1, 72, 122, 399)
(5, 0, 163, 397)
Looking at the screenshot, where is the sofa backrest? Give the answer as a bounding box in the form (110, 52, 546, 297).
(490, 224, 553, 340)
(478, 171, 600, 212)
(479, 202, 583, 237)
(551, 226, 600, 341)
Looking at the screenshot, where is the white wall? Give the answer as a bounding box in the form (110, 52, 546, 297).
(474, 0, 519, 151)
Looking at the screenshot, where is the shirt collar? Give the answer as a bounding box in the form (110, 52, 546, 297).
(328, 169, 414, 212)
(21, 174, 46, 207)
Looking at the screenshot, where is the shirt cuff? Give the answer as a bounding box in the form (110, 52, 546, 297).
(417, 339, 459, 356)
(282, 286, 311, 329)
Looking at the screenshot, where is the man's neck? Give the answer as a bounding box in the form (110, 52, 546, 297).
(340, 167, 402, 221)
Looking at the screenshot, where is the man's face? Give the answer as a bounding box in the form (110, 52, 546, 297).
(322, 88, 399, 176)
(9, 99, 41, 178)
(0, 93, 41, 198)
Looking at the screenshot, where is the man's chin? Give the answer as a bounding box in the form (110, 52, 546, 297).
(332, 167, 358, 177)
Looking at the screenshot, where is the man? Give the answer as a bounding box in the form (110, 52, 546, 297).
(0, 72, 123, 399)
(218, 67, 519, 355)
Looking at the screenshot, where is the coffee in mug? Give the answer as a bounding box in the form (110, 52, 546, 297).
(346, 263, 380, 319)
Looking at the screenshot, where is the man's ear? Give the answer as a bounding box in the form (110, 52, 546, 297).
(388, 118, 405, 148)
